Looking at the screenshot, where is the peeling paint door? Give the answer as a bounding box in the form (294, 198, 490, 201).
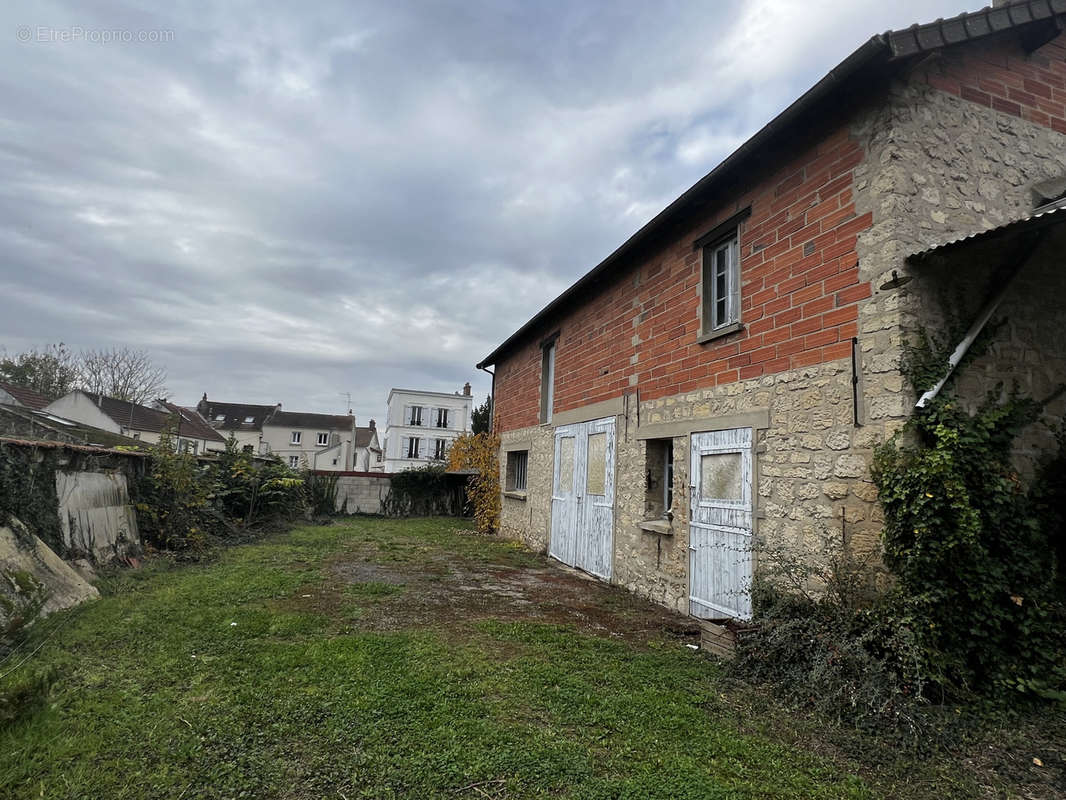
(689, 428, 753, 620)
(550, 417, 615, 580)
(550, 425, 580, 569)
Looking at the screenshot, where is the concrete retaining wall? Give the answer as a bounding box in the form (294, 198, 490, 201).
(55, 470, 140, 563)
(324, 472, 392, 515)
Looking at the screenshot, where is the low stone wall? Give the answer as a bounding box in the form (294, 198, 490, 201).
(326, 472, 391, 515)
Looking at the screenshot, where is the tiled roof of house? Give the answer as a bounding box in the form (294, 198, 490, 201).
(0, 381, 50, 410)
(83, 391, 171, 433)
(266, 410, 355, 431)
(156, 401, 227, 443)
(477, 0, 1066, 368)
(199, 400, 277, 431)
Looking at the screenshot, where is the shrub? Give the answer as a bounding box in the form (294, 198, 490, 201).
(734, 536, 928, 736)
(0, 443, 63, 554)
(447, 433, 500, 533)
(135, 431, 212, 551)
(383, 465, 459, 517)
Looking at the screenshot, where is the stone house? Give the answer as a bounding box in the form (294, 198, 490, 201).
(381, 385, 474, 472)
(476, 1, 1066, 620)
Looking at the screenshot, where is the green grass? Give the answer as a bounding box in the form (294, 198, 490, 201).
(0, 518, 1009, 798)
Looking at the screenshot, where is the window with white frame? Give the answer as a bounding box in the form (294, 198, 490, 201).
(703, 234, 740, 333)
(408, 406, 423, 426)
(406, 437, 421, 458)
(436, 407, 449, 428)
(434, 438, 447, 460)
(291, 431, 302, 445)
(214, 414, 225, 421)
(317, 432, 329, 446)
(244, 416, 255, 424)
(289, 455, 300, 468)
(506, 450, 528, 492)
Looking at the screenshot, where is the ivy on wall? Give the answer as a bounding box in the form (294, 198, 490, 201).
(872, 314, 1065, 700)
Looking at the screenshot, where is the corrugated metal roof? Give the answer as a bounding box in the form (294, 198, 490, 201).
(907, 201, 1066, 262)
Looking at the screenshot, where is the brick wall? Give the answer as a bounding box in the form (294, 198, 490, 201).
(494, 125, 872, 432)
(921, 31, 1066, 134)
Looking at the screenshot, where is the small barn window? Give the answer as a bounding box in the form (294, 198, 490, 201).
(507, 450, 528, 491)
(645, 439, 674, 518)
(703, 235, 740, 333)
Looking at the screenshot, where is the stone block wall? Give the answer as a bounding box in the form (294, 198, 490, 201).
(332, 473, 391, 515)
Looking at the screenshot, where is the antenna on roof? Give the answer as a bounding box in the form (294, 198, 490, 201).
(340, 392, 352, 415)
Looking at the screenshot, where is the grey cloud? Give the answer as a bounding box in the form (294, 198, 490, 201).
(1, 0, 973, 422)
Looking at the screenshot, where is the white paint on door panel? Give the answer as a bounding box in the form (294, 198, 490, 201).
(689, 427, 753, 620)
(550, 417, 615, 580)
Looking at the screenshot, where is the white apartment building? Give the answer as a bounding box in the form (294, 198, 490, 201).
(381, 384, 473, 472)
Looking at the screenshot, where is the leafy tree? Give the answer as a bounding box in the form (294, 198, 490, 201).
(0, 342, 79, 400)
(80, 346, 167, 404)
(447, 432, 500, 533)
(471, 393, 492, 434)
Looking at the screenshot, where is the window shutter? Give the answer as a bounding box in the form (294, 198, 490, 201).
(401, 436, 409, 458)
(403, 405, 411, 425)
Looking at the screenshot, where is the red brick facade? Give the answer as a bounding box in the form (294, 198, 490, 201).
(493, 125, 871, 433)
(492, 30, 1066, 435)
(922, 31, 1066, 135)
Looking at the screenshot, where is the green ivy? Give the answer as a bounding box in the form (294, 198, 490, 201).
(0, 443, 64, 554)
(873, 317, 1065, 701)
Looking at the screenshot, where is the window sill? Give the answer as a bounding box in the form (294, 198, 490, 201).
(639, 519, 673, 535)
(503, 490, 527, 501)
(697, 321, 743, 345)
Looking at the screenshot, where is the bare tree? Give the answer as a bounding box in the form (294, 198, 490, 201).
(0, 342, 81, 400)
(79, 347, 167, 405)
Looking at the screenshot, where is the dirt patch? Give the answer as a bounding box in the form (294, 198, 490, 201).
(315, 541, 698, 647)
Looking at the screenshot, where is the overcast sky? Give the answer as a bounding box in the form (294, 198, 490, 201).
(0, 0, 973, 424)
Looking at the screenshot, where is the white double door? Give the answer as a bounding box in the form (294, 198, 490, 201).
(689, 427, 754, 620)
(550, 416, 615, 580)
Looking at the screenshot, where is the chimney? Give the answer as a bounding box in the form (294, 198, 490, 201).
(369, 419, 376, 430)
(462, 382, 471, 396)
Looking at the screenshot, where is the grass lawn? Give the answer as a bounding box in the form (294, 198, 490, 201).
(0, 518, 1057, 799)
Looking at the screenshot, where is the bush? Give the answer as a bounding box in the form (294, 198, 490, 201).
(733, 537, 929, 736)
(136, 435, 308, 552)
(0, 443, 64, 554)
(383, 465, 460, 517)
(447, 433, 500, 533)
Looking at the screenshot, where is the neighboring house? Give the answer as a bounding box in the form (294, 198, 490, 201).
(477, 1, 1066, 622)
(260, 410, 357, 471)
(195, 394, 278, 453)
(44, 391, 226, 455)
(354, 420, 382, 472)
(381, 385, 473, 472)
(0, 381, 50, 410)
(0, 403, 148, 451)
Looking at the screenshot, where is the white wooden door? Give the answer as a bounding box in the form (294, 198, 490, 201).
(578, 416, 615, 579)
(550, 425, 580, 568)
(550, 417, 615, 580)
(689, 428, 753, 620)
